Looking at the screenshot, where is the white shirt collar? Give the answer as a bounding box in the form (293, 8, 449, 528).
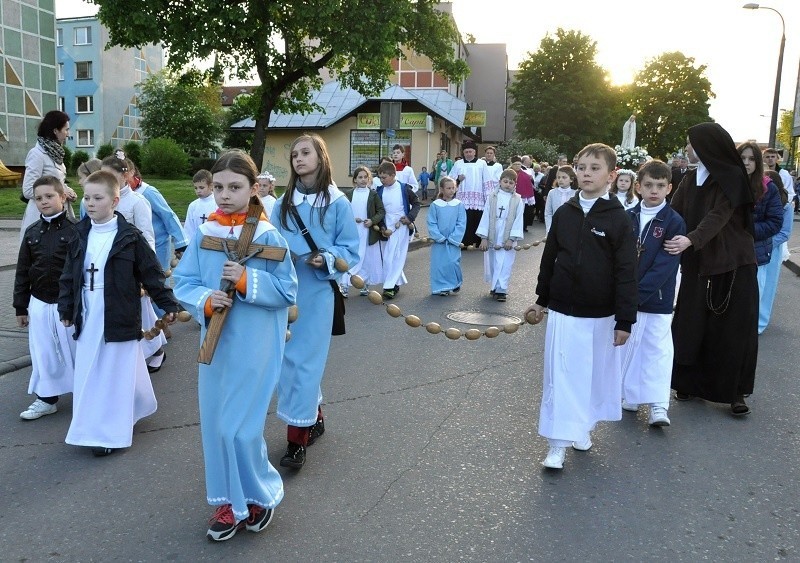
(696, 161, 710, 186)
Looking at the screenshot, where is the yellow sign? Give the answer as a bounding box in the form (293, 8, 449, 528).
(464, 110, 486, 127)
(357, 112, 429, 130)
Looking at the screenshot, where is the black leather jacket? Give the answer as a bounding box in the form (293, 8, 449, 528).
(14, 213, 78, 316)
(58, 213, 179, 341)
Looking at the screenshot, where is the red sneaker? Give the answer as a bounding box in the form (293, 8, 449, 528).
(206, 504, 244, 542)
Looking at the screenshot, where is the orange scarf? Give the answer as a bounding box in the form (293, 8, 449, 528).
(207, 210, 268, 225)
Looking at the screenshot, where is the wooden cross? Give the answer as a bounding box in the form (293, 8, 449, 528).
(197, 199, 287, 365)
(498, 205, 506, 218)
(86, 263, 99, 291)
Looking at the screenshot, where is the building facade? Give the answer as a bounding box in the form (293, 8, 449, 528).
(0, 0, 59, 167)
(56, 16, 162, 155)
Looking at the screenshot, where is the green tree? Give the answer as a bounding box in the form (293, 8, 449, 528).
(138, 69, 222, 156)
(629, 52, 714, 160)
(508, 29, 621, 158)
(93, 0, 469, 170)
(776, 109, 793, 150)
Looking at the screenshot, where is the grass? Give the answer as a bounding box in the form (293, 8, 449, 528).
(0, 176, 285, 219)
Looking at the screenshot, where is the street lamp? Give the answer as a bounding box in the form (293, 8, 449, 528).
(743, 3, 785, 148)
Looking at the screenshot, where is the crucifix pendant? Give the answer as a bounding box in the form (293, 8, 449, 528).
(636, 240, 644, 260)
(86, 262, 99, 291)
(498, 205, 506, 218)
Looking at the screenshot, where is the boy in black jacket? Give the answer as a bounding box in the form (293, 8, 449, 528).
(526, 143, 637, 470)
(14, 176, 79, 420)
(620, 160, 685, 427)
(59, 170, 179, 456)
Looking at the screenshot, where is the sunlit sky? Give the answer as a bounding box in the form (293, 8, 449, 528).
(58, 0, 800, 143)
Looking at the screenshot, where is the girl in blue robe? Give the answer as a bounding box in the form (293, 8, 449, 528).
(174, 150, 297, 542)
(427, 176, 466, 295)
(270, 134, 359, 469)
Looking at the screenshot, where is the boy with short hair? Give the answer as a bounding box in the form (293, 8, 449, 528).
(185, 169, 217, 243)
(376, 161, 420, 299)
(620, 160, 686, 427)
(526, 143, 637, 470)
(59, 170, 179, 456)
(390, 144, 419, 193)
(418, 167, 431, 200)
(476, 168, 525, 301)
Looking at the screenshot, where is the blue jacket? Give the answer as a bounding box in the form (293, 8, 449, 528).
(627, 203, 686, 314)
(752, 181, 783, 266)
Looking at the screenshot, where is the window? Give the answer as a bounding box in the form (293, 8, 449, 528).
(75, 61, 92, 80)
(76, 96, 94, 113)
(58, 97, 65, 112)
(56, 29, 63, 46)
(57, 63, 64, 81)
(76, 130, 94, 147)
(74, 26, 92, 45)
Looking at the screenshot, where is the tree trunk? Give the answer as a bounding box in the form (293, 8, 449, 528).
(249, 91, 276, 171)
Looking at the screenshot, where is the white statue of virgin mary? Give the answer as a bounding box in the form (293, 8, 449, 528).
(621, 115, 636, 150)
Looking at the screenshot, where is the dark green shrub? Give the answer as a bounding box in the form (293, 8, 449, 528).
(71, 150, 91, 173)
(63, 145, 73, 174)
(188, 156, 217, 176)
(141, 138, 189, 178)
(123, 141, 142, 170)
(96, 142, 115, 160)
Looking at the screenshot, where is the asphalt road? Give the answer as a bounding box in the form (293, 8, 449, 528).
(1, 219, 799, 562)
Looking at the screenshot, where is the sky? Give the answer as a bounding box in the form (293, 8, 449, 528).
(58, 0, 800, 144)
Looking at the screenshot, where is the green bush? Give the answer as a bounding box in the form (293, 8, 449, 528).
(496, 138, 560, 166)
(141, 138, 189, 178)
(63, 145, 73, 174)
(188, 156, 217, 176)
(96, 142, 115, 161)
(72, 150, 91, 173)
(123, 141, 142, 170)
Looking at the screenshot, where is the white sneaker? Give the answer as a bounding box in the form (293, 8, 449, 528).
(542, 447, 566, 469)
(572, 436, 593, 451)
(622, 399, 639, 412)
(648, 405, 671, 427)
(20, 399, 57, 420)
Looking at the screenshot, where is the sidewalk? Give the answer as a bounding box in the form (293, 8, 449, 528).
(0, 219, 31, 374)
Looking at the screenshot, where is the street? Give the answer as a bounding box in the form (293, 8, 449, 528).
(1, 217, 799, 561)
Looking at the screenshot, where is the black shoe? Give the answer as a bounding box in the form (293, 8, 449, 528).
(91, 447, 115, 457)
(307, 418, 325, 446)
(147, 350, 165, 374)
(452, 286, 460, 293)
(279, 442, 306, 469)
(675, 392, 692, 401)
(495, 292, 507, 302)
(382, 289, 396, 300)
(731, 396, 751, 416)
(245, 504, 275, 533)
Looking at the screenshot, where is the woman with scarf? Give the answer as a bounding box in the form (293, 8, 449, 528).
(20, 111, 77, 240)
(664, 123, 759, 416)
